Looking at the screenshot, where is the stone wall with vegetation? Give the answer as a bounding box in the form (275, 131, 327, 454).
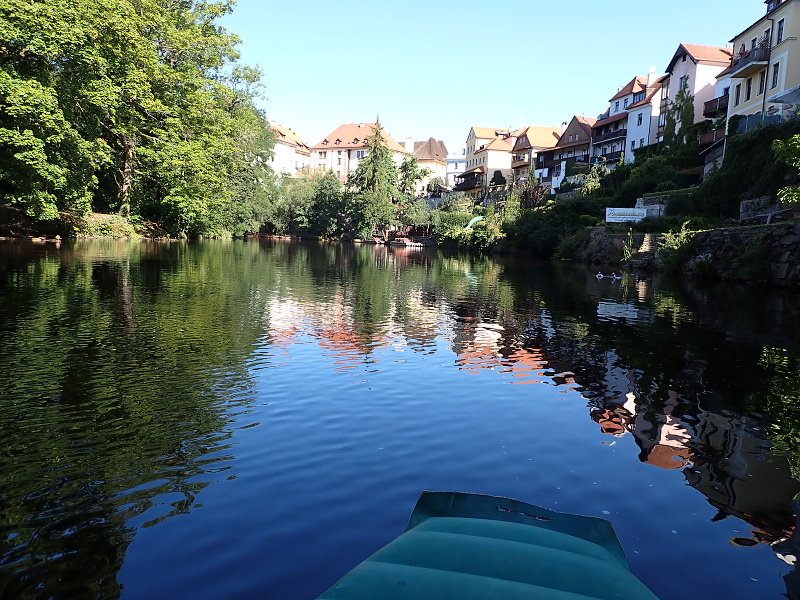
(678, 222, 800, 287)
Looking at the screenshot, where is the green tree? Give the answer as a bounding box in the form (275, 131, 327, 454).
(346, 122, 399, 238)
(490, 170, 507, 186)
(312, 171, 345, 237)
(0, 0, 275, 237)
(398, 155, 432, 197)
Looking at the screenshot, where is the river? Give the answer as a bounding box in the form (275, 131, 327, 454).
(1, 238, 800, 600)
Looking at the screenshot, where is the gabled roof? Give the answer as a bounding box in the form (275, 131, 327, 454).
(666, 44, 733, 74)
(310, 123, 407, 153)
(271, 125, 311, 155)
(470, 126, 510, 140)
(413, 138, 448, 161)
(475, 136, 515, 154)
(626, 83, 663, 110)
(609, 76, 648, 102)
(513, 125, 562, 152)
(547, 116, 596, 150)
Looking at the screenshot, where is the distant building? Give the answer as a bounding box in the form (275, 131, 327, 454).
(268, 124, 311, 176)
(446, 145, 466, 188)
(589, 74, 664, 166)
(658, 44, 733, 141)
(511, 126, 561, 184)
(405, 138, 449, 195)
(534, 116, 596, 189)
(455, 127, 513, 196)
(309, 123, 407, 182)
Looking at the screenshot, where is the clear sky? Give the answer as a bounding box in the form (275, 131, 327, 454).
(220, 0, 766, 154)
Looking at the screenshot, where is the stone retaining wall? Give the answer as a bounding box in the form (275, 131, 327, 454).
(681, 222, 800, 287)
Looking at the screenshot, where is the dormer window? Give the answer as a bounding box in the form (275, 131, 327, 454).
(335, 139, 341, 145)
(322, 140, 328, 145)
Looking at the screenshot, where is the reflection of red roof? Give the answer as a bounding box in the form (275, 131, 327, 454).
(644, 444, 693, 470)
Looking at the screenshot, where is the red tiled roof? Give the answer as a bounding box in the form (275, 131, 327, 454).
(271, 125, 311, 155)
(513, 125, 562, 151)
(626, 85, 662, 110)
(609, 76, 648, 102)
(310, 123, 407, 153)
(666, 44, 733, 73)
(412, 138, 448, 161)
(471, 126, 510, 140)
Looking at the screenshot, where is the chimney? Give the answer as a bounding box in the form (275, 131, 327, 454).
(561, 122, 568, 134)
(647, 66, 658, 86)
(405, 137, 414, 153)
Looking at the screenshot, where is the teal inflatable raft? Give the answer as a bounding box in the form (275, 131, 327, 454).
(317, 491, 659, 599)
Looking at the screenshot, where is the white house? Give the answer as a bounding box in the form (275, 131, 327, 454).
(309, 123, 408, 182)
(268, 124, 311, 176)
(446, 145, 466, 188)
(658, 44, 733, 140)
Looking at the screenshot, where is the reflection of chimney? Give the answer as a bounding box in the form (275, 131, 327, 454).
(561, 121, 568, 133)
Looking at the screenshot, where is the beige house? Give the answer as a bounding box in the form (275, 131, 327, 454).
(406, 138, 448, 195)
(456, 127, 514, 196)
(511, 126, 562, 183)
(727, 0, 800, 134)
(309, 123, 407, 182)
(268, 124, 311, 176)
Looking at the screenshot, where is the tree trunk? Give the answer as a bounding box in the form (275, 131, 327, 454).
(119, 135, 135, 217)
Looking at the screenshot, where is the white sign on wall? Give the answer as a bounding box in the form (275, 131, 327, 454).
(606, 208, 647, 223)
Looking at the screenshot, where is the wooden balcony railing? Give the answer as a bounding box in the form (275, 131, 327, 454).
(703, 95, 729, 117)
(699, 128, 726, 147)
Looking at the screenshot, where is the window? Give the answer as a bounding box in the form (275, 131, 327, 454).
(319, 151, 327, 159)
(777, 19, 785, 44)
(751, 37, 757, 51)
(633, 91, 645, 103)
(765, 28, 772, 45)
(337, 158, 341, 165)
(746, 77, 752, 101)
(772, 62, 780, 88)
(337, 150, 342, 155)
(658, 114, 666, 127)
(640, 138, 645, 147)
(624, 98, 629, 109)
(615, 101, 619, 111)
(723, 86, 730, 96)
(567, 151, 573, 158)
(637, 113, 643, 126)
(336, 171, 340, 178)
(356, 150, 366, 159)
(734, 83, 741, 105)
(759, 70, 766, 95)
(631, 140, 636, 150)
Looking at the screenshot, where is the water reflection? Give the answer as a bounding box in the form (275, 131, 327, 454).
(2, 239, 800, 599)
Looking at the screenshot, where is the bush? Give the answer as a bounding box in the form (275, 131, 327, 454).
(579, 214, 598, 227)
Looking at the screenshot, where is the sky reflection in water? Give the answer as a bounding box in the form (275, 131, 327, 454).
(1, 239, 800, 600)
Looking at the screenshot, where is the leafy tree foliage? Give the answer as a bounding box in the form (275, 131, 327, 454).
(397, 155, 431, 197)
(0, 0, 274, 236)
(346, 122, 400, 238)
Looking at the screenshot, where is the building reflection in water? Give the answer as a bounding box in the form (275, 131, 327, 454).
(262, 251, 800, 599)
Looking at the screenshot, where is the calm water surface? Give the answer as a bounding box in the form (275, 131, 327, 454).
(2, 239, 800, 600)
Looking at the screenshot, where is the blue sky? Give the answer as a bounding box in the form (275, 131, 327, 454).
(221, 0, 765, 153)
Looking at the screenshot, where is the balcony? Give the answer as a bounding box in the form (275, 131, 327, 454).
(539, 155, 590, 169)
(592, 151, 623, 163)
(453, 177, 482, 192)
(703, 95, 729, 118)
(730, 47, 770, 78)
(699, 128, 726, 147)
(511, 159, 530, 169)
(592, 128, 627, 144)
